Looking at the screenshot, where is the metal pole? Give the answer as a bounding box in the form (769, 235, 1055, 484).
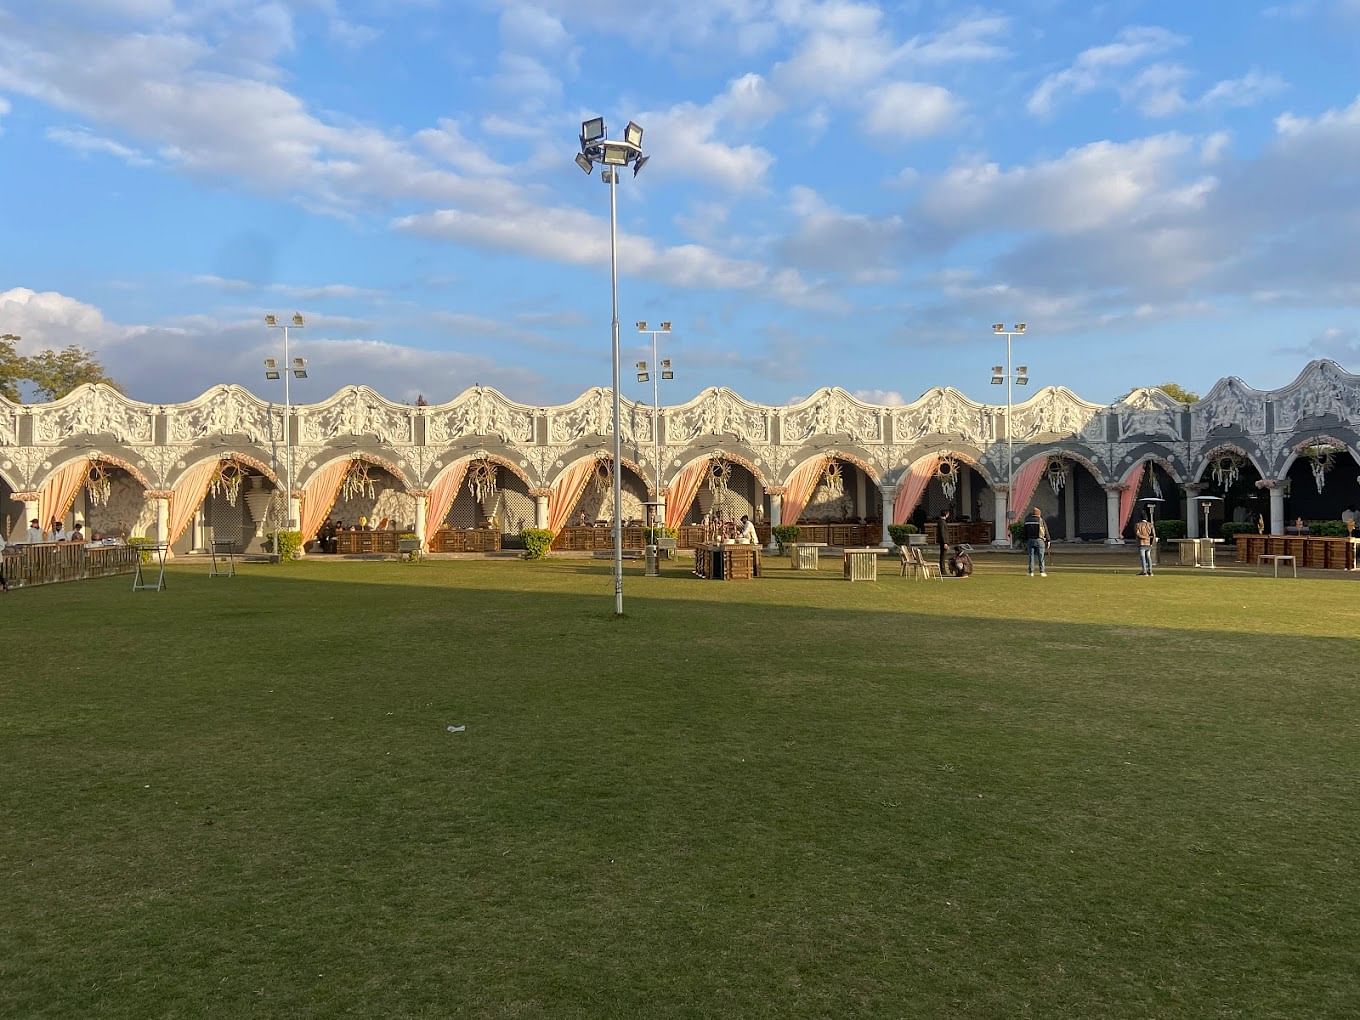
(609, 170, 623, 616)
(652, 330, 660, 502)
(283, 324, 294, 533)
(1006, 331, 1014, 518)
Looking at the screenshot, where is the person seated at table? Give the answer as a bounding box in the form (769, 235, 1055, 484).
(51, 522, 69, 542)
(735, 514, 758, 544)
(1292, 516, 1308, 535)
(576, 512, 589, 527)
(68, 522, 86, 543)
(26, 518, 45, 543)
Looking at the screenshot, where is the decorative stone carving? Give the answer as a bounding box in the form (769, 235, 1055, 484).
(169, 386, 275, 444)
(0, 401, 15, 446)
(130, 445, 187, 488)
(299, 387, 412, 445)
(785, 389, 879, 444)
(1115, 388, 1182, 441)
(32, 385, 154, 444)
(1192, 378, 1266, 439)
(892, 389, 992, 446)
(668, 388, 770, 444)
(2, 446, 51, 486)
(1012, 388, 1104, 442)
(1272, 360, 1360, 432)
(427, 387, 535, 445)
(549, 388, 612, 444)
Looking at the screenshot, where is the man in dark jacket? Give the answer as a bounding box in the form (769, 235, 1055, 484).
(1023, 506, 1048, 576)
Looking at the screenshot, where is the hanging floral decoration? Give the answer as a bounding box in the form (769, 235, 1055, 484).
(707, 457, 732, 493)
(590, 457, 613, 501)
(1303, 444, 1340, 493)
(1210, 453, 1242, 492)
(467, 459, 499, 504)
(1150, 464, 1164, 500)
(86, 463, 113, 507)
(1044, 457, 1069, 496)
(210, 460, 247, 506)
(822, 460, 844, 499)
(936, 457, 961, 502)
(341, 461, 377, 502)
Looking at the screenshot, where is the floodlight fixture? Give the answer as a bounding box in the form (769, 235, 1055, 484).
(1016, 365, 1029, 385)
(637, 321, 648, 331)
(575, 152, 593, 174)
(637, 371, 649, 383)
(601, 142, 631, 165)
(291, 313, 305, 328)
(659, 322, 671, 332)
(636, 360, 648, 371)
(624, 121, 643, 147)
(633, 154, 649, 177)
(581, 117, 606, 145)
(264, 357, 281, 380)
(265, 314, 278, 327)
(292, 356, 308, 380)
(992, 323, 1004, 332)
(1016, 323, 1027, 333)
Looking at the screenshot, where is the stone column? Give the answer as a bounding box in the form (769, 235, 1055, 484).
(991, 485, 1010, 546)
(13, 492, 39, 539)
(960, 468, 972, 520)
(1183, 483, 1205, 539)
(530, 488, 550, 530)
(1103, 485, 1125, 544)
(191, 509, 204, 552)
(146, 490, 173, 558)
(1262, 480, 1286, 535)
(410, 489, 428, 547)
(856, 470, 867, 520)
(879, 483, 897, 547)
(1063, 471, 1076, 541)
(766, 486, 785, 551)
(288, 490, 303, 533)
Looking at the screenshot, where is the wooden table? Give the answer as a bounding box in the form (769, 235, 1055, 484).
(1236, 534, 1360, 570)
(842, 547, 880, 582)
(788, 542, 827, 569)
(693, 543, 761, 580)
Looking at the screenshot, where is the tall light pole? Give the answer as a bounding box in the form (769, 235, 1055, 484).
(990, 322, 1029, 529)
(635, 320, 674, 510)
(264, 313, 308, 554)
(576, 116, 649, 616)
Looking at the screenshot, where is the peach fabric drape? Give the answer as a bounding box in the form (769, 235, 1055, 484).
(664, 459, 711, 530)
(422, 460, 471, 551)
(781, 455, 831, 526)
(1008, 457, 1050, 521)
(38, 459, 92, 529)
(892, 455, 941, 524)
(547, 458, 600, 536)
(1119, 461, 1147, 534)
(167, 460, 222, 546)
(299, 460, 352, 542)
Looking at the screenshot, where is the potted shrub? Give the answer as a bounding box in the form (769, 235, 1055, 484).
(521, 528, 554, 560)
(771, 525, 800, 553)
(886, 523, 919, 549)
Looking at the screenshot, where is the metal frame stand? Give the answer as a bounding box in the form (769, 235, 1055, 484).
(132, 543, 168, 592)
(210, 540, 236, 578)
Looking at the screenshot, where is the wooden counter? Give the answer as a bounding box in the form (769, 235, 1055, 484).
(693, 543, 761, 580)
(923, 521, 994, 545)
(2, 543, 138, 587)
(1234, 534, 1360, 570)
(428, 529, 502, 553)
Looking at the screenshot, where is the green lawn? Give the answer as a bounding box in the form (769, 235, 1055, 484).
(4, 556, 1358, 1018)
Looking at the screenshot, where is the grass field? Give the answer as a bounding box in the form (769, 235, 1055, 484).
(4, 554, 1359, 1018)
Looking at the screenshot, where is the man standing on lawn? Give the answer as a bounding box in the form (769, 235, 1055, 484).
(1024, 507, 1048, 576)
(937, 507, 952, 575)
(1134, 514, 1156, 576)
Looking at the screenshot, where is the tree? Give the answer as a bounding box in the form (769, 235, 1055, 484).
(0, 334, 121, 402)
(1157, 381, 1200, 405)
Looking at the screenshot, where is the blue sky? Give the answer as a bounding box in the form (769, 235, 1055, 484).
(1, 0, 1359, 408)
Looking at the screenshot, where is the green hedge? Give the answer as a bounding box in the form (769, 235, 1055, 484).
(886, 524, 918, 546)
(1154, 519, 1186, 540)
(1312, 520, 1349, 537)
(644, 525, 679, 544)
(771, 525, 800, 550)
(268, 530, 304, 561)
(1219, 522, 1257, 541)
(522, 528, 554, 560)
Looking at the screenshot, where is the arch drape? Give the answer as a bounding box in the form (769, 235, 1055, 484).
(38, 459, 92, 530)
(423, 461, 471, 551)
(1119, 461, 1148, 534)
(547, 458, 600, 536)
(1008, 457, 1051, 521)
(781, 456, 831, 526)
(167, 460, 222, 546)
(299, 460, 352, 542)
(664, 459, 711, 530)
(892, 455, 941, 524)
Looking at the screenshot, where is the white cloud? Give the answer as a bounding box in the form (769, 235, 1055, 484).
(499, 5, 570, 51)
(861, 81, 964, 141)
(1028, 26, 1185, 116)
(45, 125, 154, 165)
(1200, 70, 1287, 109)
(853, 388, 906, 405)
(328, 19, 379, 49)
(0, 95, 8, 133)
(0, 287, 115, 352)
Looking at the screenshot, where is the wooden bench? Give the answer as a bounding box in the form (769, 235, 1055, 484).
(1258, 554, 1297, 578)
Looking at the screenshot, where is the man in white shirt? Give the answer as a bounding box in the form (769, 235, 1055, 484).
(52, 524, 69, 542)
(735, 514, 758, 545)
(26, 518, 45, 543)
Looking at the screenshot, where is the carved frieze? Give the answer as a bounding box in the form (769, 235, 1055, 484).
(169, 386, 276, 444)
(32, 385, 154, 445)
(1192, 378, 1267, 439)
(0, 402, 15, 446)
(299, 387, 412, 445)
(427, 387, 535, 445)
(1271, 360, 1360, 432)
(892, 389, 992, 446)
(1011, 388, 1104, 443)
(1114, 388, 1182, 441)
(669, 388, 770, 445)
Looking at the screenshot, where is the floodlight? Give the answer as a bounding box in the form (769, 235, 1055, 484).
(623, 121, 643, 147)
(1016, 369, 1029, 385)
(581, 117, 605, 144)
(637, 321, 648, 331)
(264, 357, 281, 380)
(292, 356, 308, 379)
(659, 322, 671, 332)
(601, 142, 631, 165)
(291, 313, 305, 328)
(632, 154, 649, 177)
(991, 374, 1003, 385)
(660, 358, 671, 369)
(265, 314, 278, 327)
(637, 371, 649, 383)
(575, 152, 593, 174)
(1016, 323, 1026, 332)
(636, 361, 648, 371)
(661, 369, 674, 380)
(992, 323, 1004, 332)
